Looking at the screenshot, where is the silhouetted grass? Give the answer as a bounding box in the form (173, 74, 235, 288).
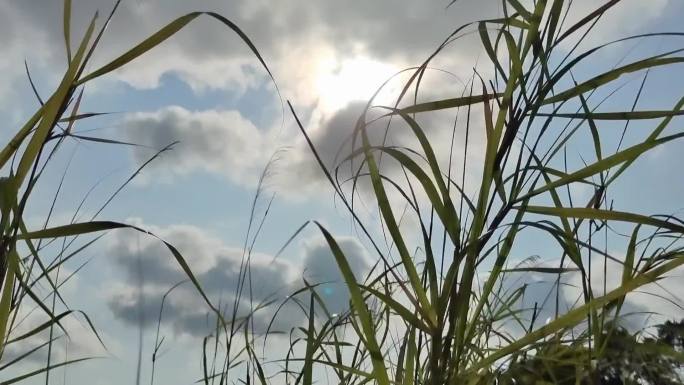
(0, 1, 683, 384)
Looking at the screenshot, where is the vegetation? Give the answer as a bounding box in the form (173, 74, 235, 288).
(0, 1, 275, 383)
(500, 320, 684, 384)
(0, 0, 683, 384)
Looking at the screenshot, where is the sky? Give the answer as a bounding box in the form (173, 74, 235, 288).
(1, 0, 684, 384)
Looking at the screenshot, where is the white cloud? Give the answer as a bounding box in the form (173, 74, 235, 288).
(3, 0, 674, 199)
(0, 0, 477, 103)
(120, 89, 488, 203)
(3, 0, 671, 107)
(103, 219, 373, 336)
(123, 106, 275, 185)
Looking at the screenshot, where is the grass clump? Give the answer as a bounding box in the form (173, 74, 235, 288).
(280, 1, 684, 384)
(0, 0, 683, 384)
(0, 1, 274, 383)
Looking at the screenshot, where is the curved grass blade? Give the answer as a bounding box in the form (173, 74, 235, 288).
(536, 109, 684, 120)
(77, 12, 275, 86)
(519, 131, 684, 201)
(18, 221, 223, 326)
(543, 57, 684, 105)
(471, 252, 684, 372)
(2, 357, 94, 384)
(63, 0, 72, 62)
(398, 93, 500, 114)
(14, 14, 97, 189)
(359, 125, 436, 327)
(522, 206, 684, 234)
(315, 222, 390, 385)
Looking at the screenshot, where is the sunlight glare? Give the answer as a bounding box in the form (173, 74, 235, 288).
(315, 56, 398, 112)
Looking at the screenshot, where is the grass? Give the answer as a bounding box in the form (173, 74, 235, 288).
(281, 1, 684, 384)
(0, 1, 275, 382)
(0, 0, 683, 384)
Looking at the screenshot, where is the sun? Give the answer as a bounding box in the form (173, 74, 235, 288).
(314, 56, 398, 113)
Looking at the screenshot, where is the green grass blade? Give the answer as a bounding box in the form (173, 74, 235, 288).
(77, 12, 274, 85)
(536, 109, 684, 120)
(0, 107, 43, 170)
(519, 131, 684, 200)
(0, 337, 58, 371)
(607, 96, 684, 184)
(543, 57, 684, 105)
(315, 223, 390, 385)
(545, 0, 565, 49)
(501, 267, 579, 274)
(554, 0, 619, 45)
(2, 357, 94, 384)
(63, 0, 72, 62)
(0, 249, 18, 357)
(580, 92, 604, 165)
(472, 253, 684, 372)
(522, 206, 684, 233)
(403, 327, 416, 385)
(506, 0, 533, 20)
(359, 124, 436, 327)
(397, 94, 499, 114)
(19, 221, 223, 329)
(360, 285, 430, 333)
(14, 14, 97, 188)
(521, 0, 546, 57)
(479, 22, 507, 81)
(303, 295, 315, 385)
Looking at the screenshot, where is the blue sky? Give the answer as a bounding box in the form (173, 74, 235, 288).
(1, 0, 684, 384)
